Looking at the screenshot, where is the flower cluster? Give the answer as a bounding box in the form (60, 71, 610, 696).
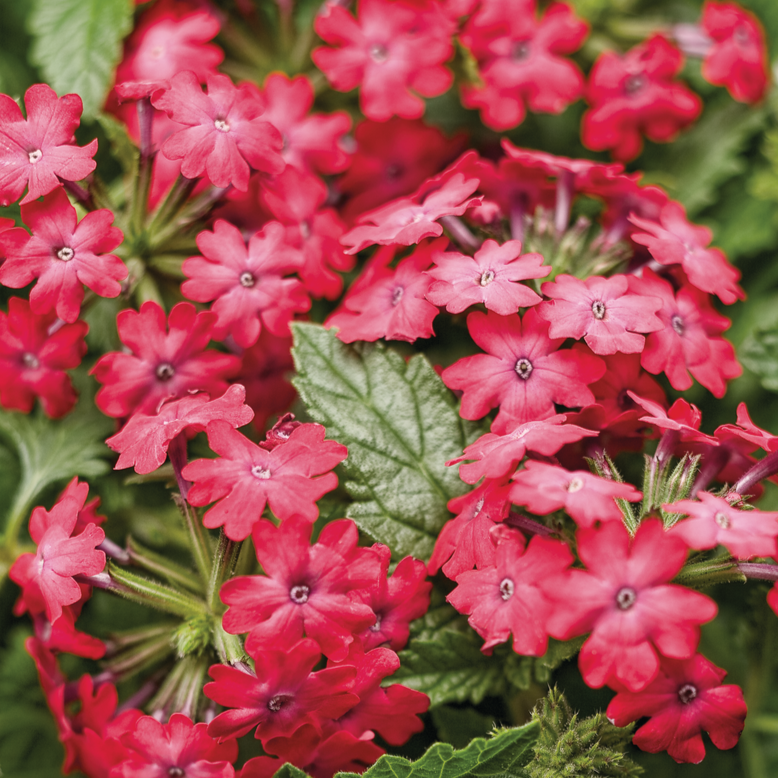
(1, 0, 775, 775)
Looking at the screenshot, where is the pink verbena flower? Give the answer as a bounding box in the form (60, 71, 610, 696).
(537, 273, 663, 355)
(337, 117, 465, 222)
(182, 420, 347, 541)
(630, 200, 744, 305)
(106, 384, 254, 475)
(665, 491, 778, 559)
(426, 239, 550, 314)
(701, 1, 769, 104)
(629, 392, 719, 447)
(115, 0, 223, 85)
(235, 329, 296, 434)
(0, 187, 126, 323)
(313, 0, 455, 121)
(460, 0, 588, 130)
(582, 35, 702, 161)
(449, 527, 574, 656)
(220, 518, 379, 660)
(0, 84, 97, 206)
(328, 641, 429, 746)
(441, 308, 605, 433)
(152, 71, 284, 190)
(9, 486, 105, 624)
(260, 167, 354, 300)
(92, 301, 240, 418)
(716, 401, 778, 454)
(607, 653, 747, 764)
(428, 476, 512, 577)
(447, 414, 599, 484)
(353, 545, 431, 651)
(633, 268, 741, 397)
(205, 638, 359, 742)
(0, 297, 87, 418)
(182, 219, 309, 347)
(115, 713, 238, 778)
(341, 172, 481, 254)
(260, 73, 351, 175)
(326, 242, 440, 343)
(509, 460, 641, 527)
(544, 519, 717, 691)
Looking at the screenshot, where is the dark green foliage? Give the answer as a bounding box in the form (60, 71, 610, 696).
(291, 322, 484, 561)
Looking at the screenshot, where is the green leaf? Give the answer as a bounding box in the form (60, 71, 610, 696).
(272, 766, 312, 778)
(291, 323, 483, 561)
(431, 705, 495, 748)
(391, 629, 504, 708)
(0, 377, 113, 573)
(28, 0, 134, 119)
(335, 721, 539, 778)
(0, 627, 64, 775)
(641, 97, 767, 217)
(740, 323, 778, 393)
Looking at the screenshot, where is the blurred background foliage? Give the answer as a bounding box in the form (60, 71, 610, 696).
(2, 0, 778, 776)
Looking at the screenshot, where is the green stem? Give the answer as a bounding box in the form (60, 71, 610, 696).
(173, 655, 209, 719)
(102, 633, 175, 678)
(127, 536, 204, 594)
(207, 532, 242, 612)
(211, 621, 247, 666)
(107, 562, 207, 619)
(671, 556, 745, 589)
(2, 475, 43, 555)
(173, 495, 213, 587)
(146, 174, 196, 237)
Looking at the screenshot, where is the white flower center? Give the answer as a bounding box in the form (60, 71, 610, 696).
(267, 693, 293, 712)
(289, 584, 309, 604)
(28, 149, 42, 164)
(591, 300, 606, 320)
(391, 286, 404, 306)
(715, 511, 731, 529)
(156, 363, 175, 381)
(57, 247, 75, 262)
(251, 465, 271, 480)
(239, 271, 255, 288)
(499, 578, 515, 600)
(479, 270, 495, 286)
(624, 74, 647, 95)
(616, 587, 637, 610)
(370, 613, 383, 632)
(515, 358, 533, 380)
(214, 118, 231, 132)
(369, 43, 388, 62)
(677, 683, 697, 704)
(568, 477, 585, 493)
(22, 353, 40, 369)
(671, 315, 685, 335)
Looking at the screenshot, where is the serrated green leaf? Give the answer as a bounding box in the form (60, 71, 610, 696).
(28, 0, 133, 119)
(641, 98, 766, 216)
(291, 323, 483, 561)
(391, 630, 504, 708)
(740, 324, 778, 392)
(335, 721, 539, 778)
(272, 766, 312, 778)
(0, 381, 113, 573)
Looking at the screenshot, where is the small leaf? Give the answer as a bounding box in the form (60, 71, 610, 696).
(391, 630, 505, 708)
(291, 323, 483, 561)
(28, 0, 134, 119)
(272, 766, 312, 778)
(740, 324, 778, 393)
(335, 721, 539, 778)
